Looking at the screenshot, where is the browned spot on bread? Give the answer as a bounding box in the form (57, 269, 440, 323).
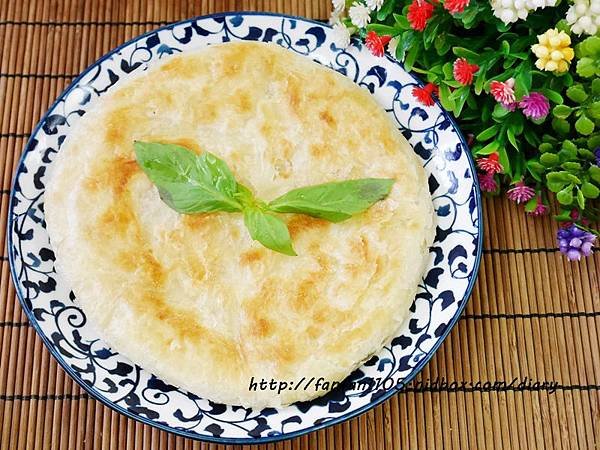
(285, 77, 302, 111)
(234, 92, 253, 113)
(159, 57, 203, 79)
(182, 214, 211, 230)
(240, 249, 264, 265)
(292, 277, 318, 312)
(85, 157, 140, 194)
(287, 215, 329, 239)
(99, 207, 134, 235)
(319, 110, 336, 127)
(254, 318, 273, 338)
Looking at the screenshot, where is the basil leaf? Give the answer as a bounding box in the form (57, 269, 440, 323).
(268, 178, 394, 223)
(134, 141, 242, 213)
(243, 208, 296, 256)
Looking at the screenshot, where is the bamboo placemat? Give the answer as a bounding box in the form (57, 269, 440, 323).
(1, 1, 599, 449)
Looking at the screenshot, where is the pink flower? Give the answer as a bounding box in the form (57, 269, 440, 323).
(407, 0, 435, 31)
(489, 78, 515, 106)
(519, 92, 550, 120)
(476, 152, 503, 174)
(412, 83, 439, 106)
(528, 197, 548, 216)
(443, 0, 470, 14)
(453, 58, 479, 85)
(365, 31, 392, 57)
(507, 181, 536, 204)
(478, 172, 498, 192)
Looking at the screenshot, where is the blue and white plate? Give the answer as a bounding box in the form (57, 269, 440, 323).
(8, 12, 482, 444)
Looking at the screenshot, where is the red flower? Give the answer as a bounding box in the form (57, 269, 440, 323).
(407, 0, 435, 31)
(453, 58, 479, 85)
(365, 31, 392, 57)
(478, 172, 498, 193)
(412, 83, 439, 106)
(443, 0, 469, 13)
(476, 152, 503, 174)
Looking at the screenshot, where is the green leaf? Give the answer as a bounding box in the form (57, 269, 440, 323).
(575, 115, 595, 135)
(438, 83, 455, 111)
(541, 89, 563, 105)
(243, 208, 296, 256)
(566, 85, 588, 103)
(562, 161, 581, 171)
(588, 134, 600, 149)
(552, 104, 572, 119)
(524, 197, 538, 213)
(587, 102, 600, 120)
(434, 33, 452, 55)
(548, 181, 567, 193)
(552, 117, 570, 135)
(268, 178, 395, 223)
(527, 160, 546, 176)
(556, 186, 574, 205)
(377, 0, 397, 20)
(476, 124, 499, 141)
(365, 24, 399, 35)
(538, 142, 554, 153)
(581, 182, 600, 199)
(577, 36, 600, 57)
(576, 189, 585, 209)
(442, 62, 454, 79)
(134, 141, 243, 214)
(452, 47, 480, 60)
(589, 166, 600, 183)
(476, 140, 499, 155)
(507, 128, 518, 150)
(501, 40, 510, 55)
(497, 146, 511, 177)
(576, 57, 597, 78)
(514, 62, 532, 98)
(547, 171, 571, 183)
(492, 103, 511, 120)
(592, 78, 600, 96)
(540, 152, 560, 167)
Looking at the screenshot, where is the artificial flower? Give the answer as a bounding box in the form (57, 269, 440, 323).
(489, 78, 516, 106)
(476, 152, 503, 174)
(349, 2, 372, 27)
(387, 36, 399, 56)
(557, 225, 596, 261)
(365, 31, 392, 57)
(331, 22, 352, 48)
(566, 0, 600, 36)
(478, 172, 498, 192)
(531, 28, 574, 73)
(561, 209, 591, 229)
(595, 147, 600, 167)
(528, 197, 549, 216)
(506, 181, 536, 203)
(366, 0, 385, 11)
(490, 0, 556, 24)
(332, 0, 346, 12)
(453, 58, 479, 85)
(519, 92, 550, 120)
(412, 83, 439, 106)
(444, 0, 469, 14)
(407, 0, 435, 31)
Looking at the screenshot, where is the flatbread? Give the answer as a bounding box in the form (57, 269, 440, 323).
(45, 42, 434, 407)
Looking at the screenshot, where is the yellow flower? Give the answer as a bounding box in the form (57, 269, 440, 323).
(531, 28, 575, 73)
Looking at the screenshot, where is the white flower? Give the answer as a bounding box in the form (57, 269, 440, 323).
(332, 0, 346, 12)
(566, 0, 599, 35)
(348, 2, 371, 28)
(490, 0, 555, 24)
(387, 36, 399, 57)
(366, 0, 385, 11)
(331, 22, 352, 48)
(329, 9, 342, 25)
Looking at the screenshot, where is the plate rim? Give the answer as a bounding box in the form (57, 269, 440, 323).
(7, 11, 484, 444)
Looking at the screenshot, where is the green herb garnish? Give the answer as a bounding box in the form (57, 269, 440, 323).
(134, 141, 394, 255)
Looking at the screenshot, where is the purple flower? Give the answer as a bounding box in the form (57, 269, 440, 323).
(506, 181, 535, 204)
(478, 172, 498, 192)
(557, 225, 596, 261)
(595, 147, 600, 166)
(519, 92, 550, 120)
